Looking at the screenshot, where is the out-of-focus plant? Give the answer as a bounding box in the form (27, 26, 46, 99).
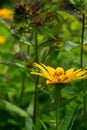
(0, 36, 6, 44)
(0, 0, 87, 130)
(0, 8, 13, 19)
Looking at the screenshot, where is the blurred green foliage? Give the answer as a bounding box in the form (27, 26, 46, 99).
(0, 0, 87, 130)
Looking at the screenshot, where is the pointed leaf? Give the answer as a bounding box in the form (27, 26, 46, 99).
(0, 100, 30, 118)
(64, 41, 78, 51)
(60, 108, 77, 130)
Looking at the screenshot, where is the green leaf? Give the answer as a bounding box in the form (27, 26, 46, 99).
(61, 86, 75, 99)
(25, 101, 34, 130)
(0, 100, 30, 118)
(60, 108, 77, 130)
(70, 0, 76, 4)
(53, 25, 61, 35)
(14, 63, 25, 68)
(20, 37, 32, 46)
(39, 119, 48, 130)
(25, 118, 33, 130)
(64, 41, 79, 51)
(42, 27, 57, 40)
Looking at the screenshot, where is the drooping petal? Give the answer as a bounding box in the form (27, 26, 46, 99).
(41, 63, 55, 77)
(31, 72, 45, 77)
(33, 63, 52, 80)
(34, 63, 47, 73)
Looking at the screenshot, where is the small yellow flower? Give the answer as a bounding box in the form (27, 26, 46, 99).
(31, 63, 87, 85)
(0, 8, 13, 19)
(0, 36, 6, 44)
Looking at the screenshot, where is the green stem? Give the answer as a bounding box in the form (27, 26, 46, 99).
(82, 79, 86, 129)
(80, 14, 87, 129)
(27, 45, 30, 54)
(80, 14, 85, 68)
(19, 73, 26, 106)
(56, 87, 61, 130)
(33, 33, 39, 128)
(35, 33, 38, 62)
(33, 77, 39, 125)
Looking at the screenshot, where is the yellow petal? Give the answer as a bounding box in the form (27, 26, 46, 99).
(63, 74, 76, 83)
(66, 68, 74, 76)
(41, 64, 55, 76)
(46, 80, 56, 85)
(33, 63, 52, 80)
(60, 75, 68, 82)
(31, 72, 45, 77)
(0, 8, 13, 19)
(34, 63, 50, 76)
(76, 70, 87, 77)
(56, 67, 64, 75)
(34, 63, 47, 72)
(0, 36, 6, 44)
(46, 66, 55, 76)
(76, 74, 87, 79)
(73, 68, 82, 74)
(31, 63, 87, 85)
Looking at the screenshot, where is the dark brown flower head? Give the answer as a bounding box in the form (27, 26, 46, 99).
(14, 0, 29, 22)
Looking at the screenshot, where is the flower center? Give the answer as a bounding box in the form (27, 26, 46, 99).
(53, 72, 63, 77)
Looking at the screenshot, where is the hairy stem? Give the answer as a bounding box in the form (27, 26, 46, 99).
(80, 14, 87, 129)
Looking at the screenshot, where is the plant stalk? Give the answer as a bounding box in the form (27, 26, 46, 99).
(56, 87, 61, 130)
(80, 14, 85, 67)
(80, 14, 87, 129)
(19, 73, 26, 106)
(33, 33, 39, 128)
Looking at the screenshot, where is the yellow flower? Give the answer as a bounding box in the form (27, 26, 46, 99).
(0, 8, 13, 19)
(31, 63, 87, 85)
(0, 36, 6, 44)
